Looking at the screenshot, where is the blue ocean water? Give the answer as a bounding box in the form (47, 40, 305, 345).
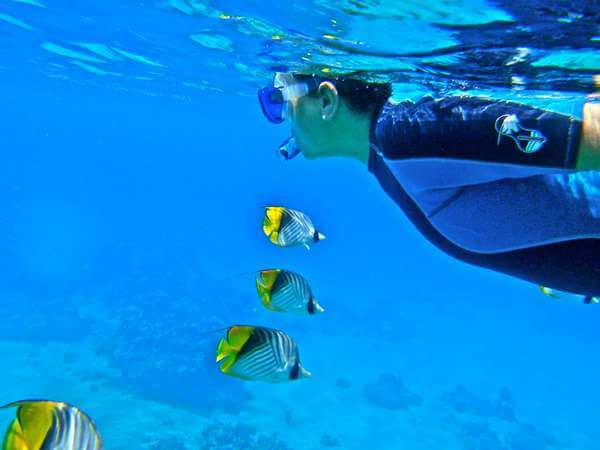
(0, 0, 599, 449)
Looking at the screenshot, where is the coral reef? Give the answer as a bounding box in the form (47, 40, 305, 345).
(94, 291, 252, 413)
(91, 249, 255, 414)
(450, 386, 558, 450)
(498, 386, 515, 406)
(146, 435, 188, 450)
(507, 424, 557, 450)
(459, 421, 505, 450)
(199, 421, 291, 450)
(0, 291, 101, 343)
(458, 421, 557, 450)
(363, 373, 422, 410)
(320, 434, 340, 448)
(443, 385, 517, 422)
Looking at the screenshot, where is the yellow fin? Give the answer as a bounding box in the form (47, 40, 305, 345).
(262, 207, 284, 244)
(256, 270, 280, 308)
(1, 401, 55, 450)
(2, 418, 28, 450)
(216, 338, 230, 363)
(216, 326, 254, 372)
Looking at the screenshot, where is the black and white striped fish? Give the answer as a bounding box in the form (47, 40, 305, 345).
(216, 326, 311, 382)
(1, 399, 103, 450)
(256, 269, 325, 315)
(262, 206, 325, 249)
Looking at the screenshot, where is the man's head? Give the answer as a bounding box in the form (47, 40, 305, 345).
(259, 72, 392, 161)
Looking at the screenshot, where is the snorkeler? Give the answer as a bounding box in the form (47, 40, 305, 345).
(258, 72, 600, 296)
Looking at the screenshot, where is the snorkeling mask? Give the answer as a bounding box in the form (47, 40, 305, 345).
(258, 73, 320, 124)
(258, 73, 320, 161)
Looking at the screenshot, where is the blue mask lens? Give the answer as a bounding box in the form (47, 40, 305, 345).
(277, 136, 301, 161)
(258, 86, 285, 124)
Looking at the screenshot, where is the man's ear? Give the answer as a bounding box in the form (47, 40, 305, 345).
(318, 81, 339, 121)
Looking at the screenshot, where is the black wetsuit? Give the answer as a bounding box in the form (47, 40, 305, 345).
(368, 96, 600, 296)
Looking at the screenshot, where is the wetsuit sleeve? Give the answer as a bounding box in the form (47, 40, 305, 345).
(376, 96, 582, 190)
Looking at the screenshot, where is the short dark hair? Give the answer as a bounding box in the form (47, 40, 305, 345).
(294, 73, 392, 117)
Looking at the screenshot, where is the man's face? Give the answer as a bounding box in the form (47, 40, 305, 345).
(288, 87, 336, 159)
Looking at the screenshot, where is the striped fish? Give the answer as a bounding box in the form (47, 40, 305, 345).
(262, 206, 325, 249)
(539, 285, 599, 305)
(1, 400, 102, 450)
(256, 269, 325, 315)
(216, 326, 311, 383)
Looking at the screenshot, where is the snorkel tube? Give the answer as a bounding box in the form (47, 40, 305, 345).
(277, 136, 301, 161)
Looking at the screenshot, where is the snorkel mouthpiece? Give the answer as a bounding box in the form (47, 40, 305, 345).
(277, 136, 301, 161)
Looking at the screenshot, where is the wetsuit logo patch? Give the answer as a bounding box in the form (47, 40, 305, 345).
(494, 114, 547, 154)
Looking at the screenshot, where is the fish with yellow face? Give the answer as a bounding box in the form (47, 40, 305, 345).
(262, 206, 325, 249)
(539, 286, 599, 305)
(216, 325, 311, 382)
(256, 269, 325, 315)
(1, 400, 102, 450)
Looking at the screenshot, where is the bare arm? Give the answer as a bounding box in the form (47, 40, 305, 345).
(576, 98, 600, 170)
